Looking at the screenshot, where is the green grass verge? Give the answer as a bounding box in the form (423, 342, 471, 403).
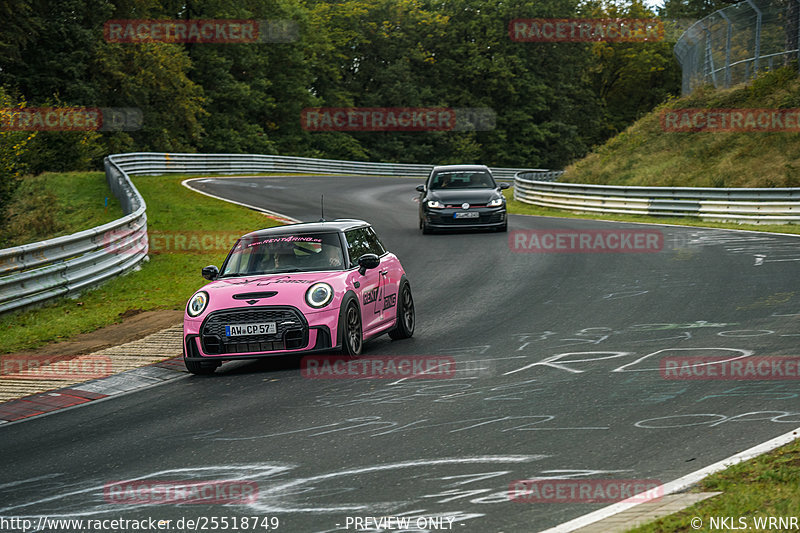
(504, 189, 800, 236)
(0, 172, 123, 248)
(626, 437, 800, 532)
(0, 173, 279, 354)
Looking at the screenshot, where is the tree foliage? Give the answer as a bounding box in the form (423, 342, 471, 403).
(0, 0, 683, 174)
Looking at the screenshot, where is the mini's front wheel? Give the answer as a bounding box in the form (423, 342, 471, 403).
(340, 300, 363, 357)
(184, 357, 220, 375)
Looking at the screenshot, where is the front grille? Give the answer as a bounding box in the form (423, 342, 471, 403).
(431, 211, 503, 225)
(200, 306, 308, 355)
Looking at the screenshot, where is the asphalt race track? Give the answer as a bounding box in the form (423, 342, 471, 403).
(2, 174, 800, 532)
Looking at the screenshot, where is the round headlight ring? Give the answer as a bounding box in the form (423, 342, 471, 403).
(306, 282, 333, 308)
(187, 291, 209, 317)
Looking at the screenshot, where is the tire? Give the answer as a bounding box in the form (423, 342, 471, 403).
(340, 300, 363, 357)
(497, 223, 508, 232)
(184, 357, 220, 375)
(388, 281, 415, 340)
(421, 218, 432, 234)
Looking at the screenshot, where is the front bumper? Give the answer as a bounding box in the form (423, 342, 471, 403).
(423, 206, 506, 228)
(184, 304, 338, 360)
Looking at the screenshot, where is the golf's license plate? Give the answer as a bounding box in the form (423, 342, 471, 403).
(454, 211, 479, 219)
(225, 322, 276, 337)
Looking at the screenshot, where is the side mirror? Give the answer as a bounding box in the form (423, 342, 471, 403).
(415, 184, 426, 192)
(357, 253, 380, 275)
(202, 265, 219, 281)
(499, 182, 511, 190)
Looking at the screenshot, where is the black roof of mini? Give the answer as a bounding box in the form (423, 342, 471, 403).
(241, 219, 369, 239)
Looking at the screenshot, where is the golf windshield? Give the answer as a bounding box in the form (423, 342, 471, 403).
(220, 232, 345, 276)
(430, 171, 496, 189)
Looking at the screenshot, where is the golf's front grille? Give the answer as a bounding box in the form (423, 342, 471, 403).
(430, 210, 504, 225)
(200, 306, 308, 355)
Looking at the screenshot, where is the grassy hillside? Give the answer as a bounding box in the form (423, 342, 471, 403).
(562, 67, 800, 188)
(0, 172, 123, 248)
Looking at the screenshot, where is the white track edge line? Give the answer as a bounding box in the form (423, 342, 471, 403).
(181, 178, 302, 224)
(538, 425, 800, 533)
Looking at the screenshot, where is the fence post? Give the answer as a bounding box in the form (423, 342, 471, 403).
(719, 11, 733, 88)
(746, 0, 763, 73)
(701, 23, 718, 86)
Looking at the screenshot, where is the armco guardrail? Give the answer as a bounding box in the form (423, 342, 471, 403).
(106, 152, 540, 180)
(0, 157, 148, 314)
(0, 152, 538, 314)
(514, 171, 800, 223)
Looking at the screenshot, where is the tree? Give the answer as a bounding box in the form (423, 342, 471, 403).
(584, 0, 682, 137)
(0, 89, 37, 220)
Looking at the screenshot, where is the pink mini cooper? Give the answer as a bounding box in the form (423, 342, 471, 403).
(183, 220, 415, 375)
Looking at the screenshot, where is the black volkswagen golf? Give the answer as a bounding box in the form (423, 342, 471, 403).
(416, 164, 510, 233)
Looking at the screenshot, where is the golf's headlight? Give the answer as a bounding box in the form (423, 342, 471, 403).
(488, 197, 505, 207)
(306, 282, 333, 308)
(187, 291, 209, 317)
(427, 200, 444, 209)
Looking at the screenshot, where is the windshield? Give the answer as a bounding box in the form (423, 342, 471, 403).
(220, 232, 345, 277)
(430, 171, 496, 189)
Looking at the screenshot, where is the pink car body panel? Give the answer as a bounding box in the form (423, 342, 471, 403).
(183, 250, 406, 360)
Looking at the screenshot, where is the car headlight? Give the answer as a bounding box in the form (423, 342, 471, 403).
(427, 200, 444, 209)
(187, 291, 209, 317)
(306, 282, 334, 308)
(488, 197, 505, 207)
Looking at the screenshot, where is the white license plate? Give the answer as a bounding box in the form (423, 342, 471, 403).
(225, 322, 276, 337)
(454, 211, 479, 219)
